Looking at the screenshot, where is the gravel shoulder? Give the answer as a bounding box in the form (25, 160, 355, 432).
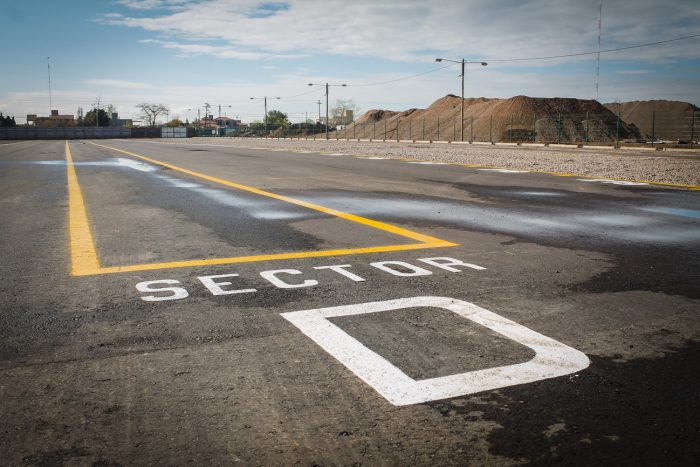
(157, 138, 700, 187)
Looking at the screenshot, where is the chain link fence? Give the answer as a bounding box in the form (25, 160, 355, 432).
(223, 110, 698, 149)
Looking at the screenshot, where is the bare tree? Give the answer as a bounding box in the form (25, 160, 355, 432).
(136, 103, 169, 126)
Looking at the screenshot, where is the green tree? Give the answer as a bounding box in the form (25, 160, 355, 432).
(0, 113, 17, 127)
(266, 110, 289, 127)
(83, 108, 110, 127)
(165, 118, 183, 127)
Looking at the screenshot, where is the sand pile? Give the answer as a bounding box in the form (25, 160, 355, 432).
(603, 100, 699, 140)
(341, 95, 640, 143)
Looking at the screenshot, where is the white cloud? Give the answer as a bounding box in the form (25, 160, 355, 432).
(84, 79, 153, 89)
(102, 0, 700, 63)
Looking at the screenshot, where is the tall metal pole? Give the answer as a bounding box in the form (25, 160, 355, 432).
(47, 57, 52, 114)
(461, 59, 465, 142)
(264, 96, 268, 136)
(325, 83, 329, 140)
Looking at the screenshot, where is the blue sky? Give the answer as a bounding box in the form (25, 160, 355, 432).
(1, 0, 699, 124)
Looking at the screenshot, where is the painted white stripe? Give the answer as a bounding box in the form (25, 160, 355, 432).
(478, 168, 530, 173)
(408, 161, 448, 165)
(578, 179, 649, 186)
(282, 296, 589, 406)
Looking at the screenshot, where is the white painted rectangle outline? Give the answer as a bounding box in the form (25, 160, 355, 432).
(281, 296, 590, 406)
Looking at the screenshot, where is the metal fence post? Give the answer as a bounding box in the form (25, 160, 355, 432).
(489, 115, 493, 143)
(452, 116, 455, 142)
(384, 120, 387, 140)
(470, 116, 473, 143)
(557, 113, 561, 144)
(584, 111, 589, 143)
(373, 121, 376, 140)
(616, 110, 620, 147)
(437, 116, 440, 140)
(691, 111, 696, 149)
(409, 119, 412, 141)
(396, 118, 400, 142)
(509, 115, 513, 143)
(422, 118, 425, 140)
(651, 110, 656, 147)
(531, 112, 536, 143)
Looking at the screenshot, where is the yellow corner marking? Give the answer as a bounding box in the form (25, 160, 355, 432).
(88, 243, 449, 276)
(65, 141, 101, 275)
(71, 141, 456, 276)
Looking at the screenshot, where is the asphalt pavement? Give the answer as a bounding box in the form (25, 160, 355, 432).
(1, 139, 698, 466)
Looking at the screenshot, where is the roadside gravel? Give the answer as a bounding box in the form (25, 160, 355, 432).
(172, 138, 700, 187)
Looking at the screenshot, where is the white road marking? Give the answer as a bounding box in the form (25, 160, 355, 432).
(322, 153, 348, 156)
(578, 179, 649, 186)
(408, 161, 448, 165)
(478, 168, 530, 173)
(282, 296, 590, 406)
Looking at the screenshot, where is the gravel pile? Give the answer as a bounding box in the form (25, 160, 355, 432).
(175, 138, 700, 187)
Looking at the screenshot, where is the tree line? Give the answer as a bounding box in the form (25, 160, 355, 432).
(0, 113, 17, 127)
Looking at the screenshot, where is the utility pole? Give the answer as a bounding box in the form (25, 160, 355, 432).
(47, 57, 52, 114)
(316, 100, 322, 122)
(308, 83, 346, 140)
(250, 96, 280, 137)
(94, 97, 102, 128)
(435, 58, 487, 141)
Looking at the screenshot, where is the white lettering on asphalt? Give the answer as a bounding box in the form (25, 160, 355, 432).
(369, 260, 433, 277)
(135, 280, 189, 302)
(417, 257, 486, 272)
(260, 269, 319, 289)
(281, 296, 590, 406)
(198, 274, 257, 296)
(313, 264, 366, 282)
(135, 257, 486, 301)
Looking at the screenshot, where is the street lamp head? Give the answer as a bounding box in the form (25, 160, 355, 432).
(249, 97, 254, 100)
(481, 62, 488, 66)
(435, 58, 443, 62)
(308, 83, 313, 86)
(341, 84, 347, 87)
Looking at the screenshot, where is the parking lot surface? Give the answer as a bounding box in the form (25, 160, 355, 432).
(1, 139, 698, 465)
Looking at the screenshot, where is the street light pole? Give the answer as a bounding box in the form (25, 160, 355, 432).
(308, 82, 347, 140)
(250, 96, 280, 137)
(435, 58, 487, 142)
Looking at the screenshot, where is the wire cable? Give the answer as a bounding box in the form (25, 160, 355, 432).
(482, 33, 700, 62)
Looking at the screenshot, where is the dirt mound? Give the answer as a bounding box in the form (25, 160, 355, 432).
(603, 100, 699, 140)
(340, 95, 639, 143)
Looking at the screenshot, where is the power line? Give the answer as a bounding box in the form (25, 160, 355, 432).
(483, 33, 700, 63)
(350, 63, 455, 87)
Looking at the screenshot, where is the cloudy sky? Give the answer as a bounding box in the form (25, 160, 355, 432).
(1, 0, 698, 124)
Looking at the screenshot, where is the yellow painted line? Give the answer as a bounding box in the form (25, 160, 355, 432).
(65, 141, 101, 275)
(84, 242, 450, 276)
(70, 141, 456, 276)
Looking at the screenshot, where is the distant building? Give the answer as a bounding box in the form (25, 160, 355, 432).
(318, 110, 354, 126)
(200, 115, 241, 129)
(333, 109, 354, 126)
(110, 113, 133, 128)
(27, 110, 75, 127)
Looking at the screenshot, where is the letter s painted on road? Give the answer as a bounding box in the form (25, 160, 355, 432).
(136, 280, 189, 302)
